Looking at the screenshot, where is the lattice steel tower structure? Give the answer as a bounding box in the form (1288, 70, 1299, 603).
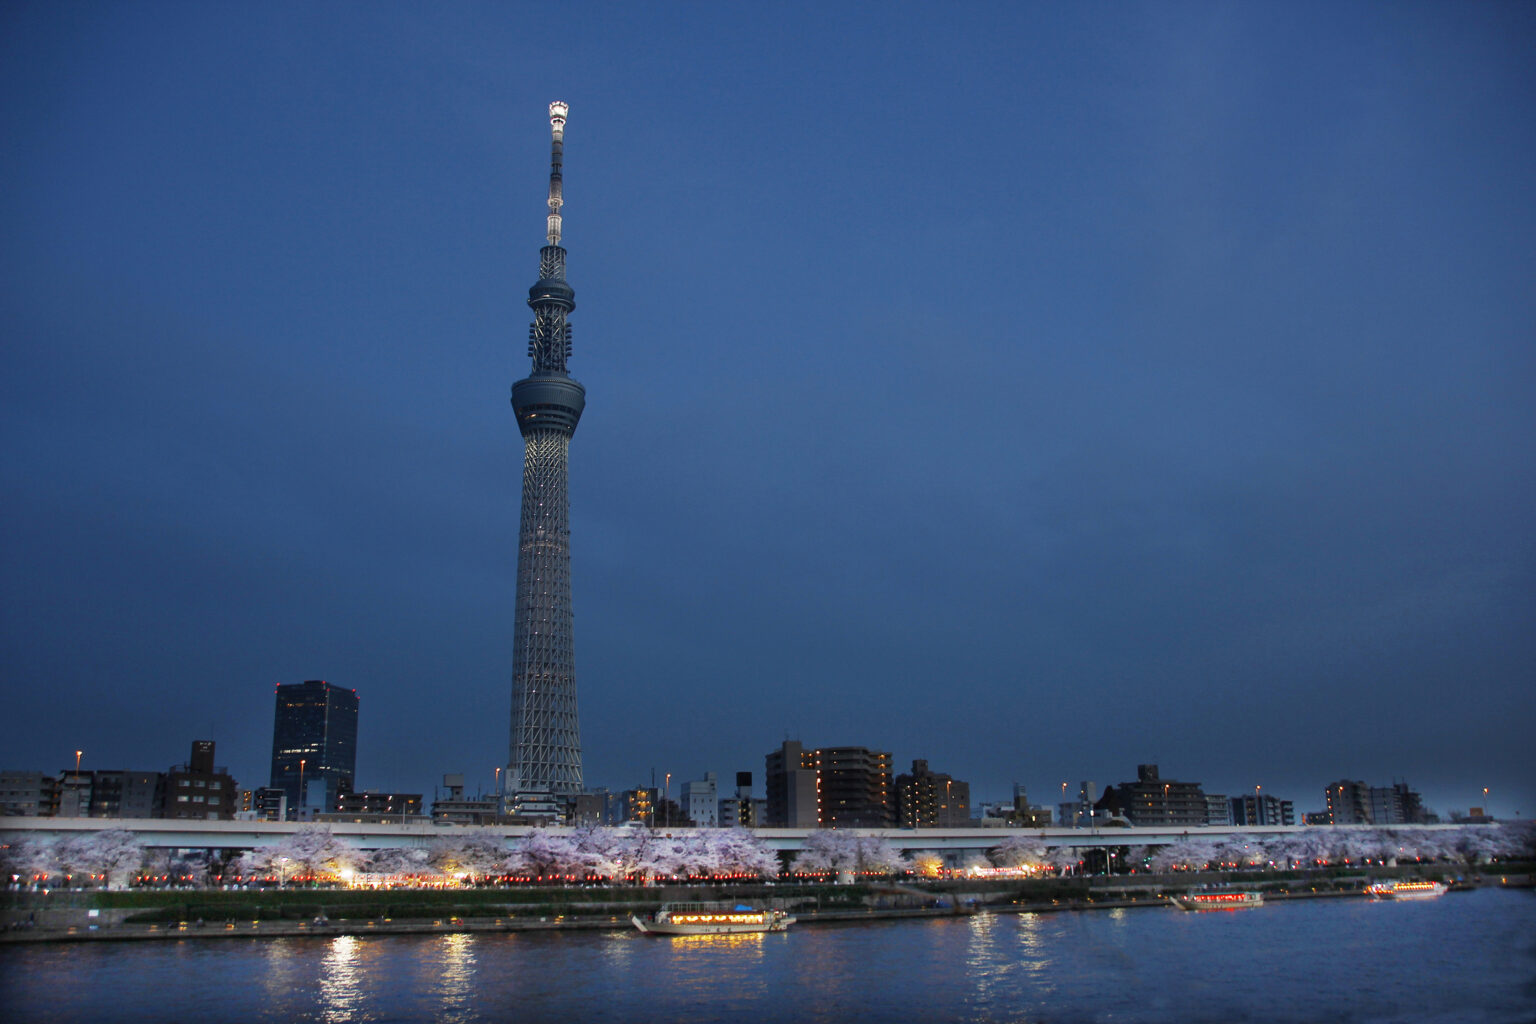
(505, 101, 586, 817)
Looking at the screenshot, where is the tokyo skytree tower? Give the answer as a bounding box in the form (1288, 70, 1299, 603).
(505, 101, 586, 817)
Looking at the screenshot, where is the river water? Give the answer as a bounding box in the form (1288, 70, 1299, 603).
(2, 888, 1532, 1023)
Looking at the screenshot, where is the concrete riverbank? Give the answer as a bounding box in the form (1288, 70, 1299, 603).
(5, 874, 1524, 946)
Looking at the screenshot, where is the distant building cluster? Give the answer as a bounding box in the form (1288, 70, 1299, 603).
(2, 684, 1450, 830)
(1, 741, 236, 820)
(1308, 779, 1436, 826)
(1, 680, 422, 825)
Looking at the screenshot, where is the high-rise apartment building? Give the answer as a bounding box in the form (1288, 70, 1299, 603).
(1323, 778, 1432, 824)
(0, 771, 56, 816)
(895, 759, 971, 828)
(765, 741, 818, 827)
(506, 102, 586, 819)
(269, 680, 358, 819)
(1370, 781, 1431, 824)
(88, 770, 164, 818)
(764, 741, 894, 827)
(1325, 779, 1372, 824)
(815, 747, 894, 828)
(1096, 765, 1209, 827)
(1230, 792, 1295, 826)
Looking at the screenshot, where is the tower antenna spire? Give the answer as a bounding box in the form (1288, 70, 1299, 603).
(546, 101, 567, 245)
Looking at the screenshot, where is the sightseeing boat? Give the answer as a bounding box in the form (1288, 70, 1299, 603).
(1365, 880, 1448, 900)
(631, 902, 795, 936)
(1170, 890, 1264, 911)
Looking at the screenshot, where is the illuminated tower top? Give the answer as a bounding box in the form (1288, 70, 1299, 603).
(546, 101, 567, 245)
(523, 101, 578, 380)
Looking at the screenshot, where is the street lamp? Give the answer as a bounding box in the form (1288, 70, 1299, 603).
(1483, 787, 1490, 817)
(664, 773, 672, 828)
(69, 750, 84, 816)
(298, 759, 307, 820)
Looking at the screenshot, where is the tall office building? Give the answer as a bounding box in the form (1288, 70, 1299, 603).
(269, 680, 358, 819)
(505, 102, 587, 818)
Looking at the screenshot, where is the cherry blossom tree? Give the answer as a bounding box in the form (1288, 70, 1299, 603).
(695, 828, 782, 878)
(1044, 846, 1083, 875)
(793, 831, 907, 876)
(989, 835, 1048, 869)
(507, 828, 582, 878)
(235, 826, 359, 881)
(361, 845, 431, 880)
(428, 832, 509, 883)
(1, 838, 55, 887)
(908, 851, 944, 877)
(566, 825, 623, 879)
(52, 829, 144, 888)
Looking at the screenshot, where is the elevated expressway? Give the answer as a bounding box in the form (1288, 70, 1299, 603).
(0, 817, 1462, 856)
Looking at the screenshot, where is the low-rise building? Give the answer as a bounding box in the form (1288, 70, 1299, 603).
(431, 774, 500, 825)
(1058, 781, 1097, 828)
(620, 787, 659, 826)
(320, 789, 424, 823)
(682, 772, 719, 827)
(718, 772, 758, 828)
(164, 740, 238, 820)
(573, 788, 619, 826)
(240, 787, 287, 821)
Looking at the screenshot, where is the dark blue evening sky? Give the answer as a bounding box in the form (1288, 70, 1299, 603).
(3, 2, 1532, 818)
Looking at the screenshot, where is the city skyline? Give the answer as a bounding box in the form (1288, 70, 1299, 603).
(1, 4, 1532, 819)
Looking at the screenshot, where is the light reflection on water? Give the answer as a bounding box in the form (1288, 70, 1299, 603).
(657, 930, 773, 1017)
(963, 910, 1025, 1022)
(430, 933, 476, 1024)
(318, 935, 365, 1024)
(259, 936, 318, 1019)
(0, 889, 1531, 1023)
(1009, 912, 1054, 995)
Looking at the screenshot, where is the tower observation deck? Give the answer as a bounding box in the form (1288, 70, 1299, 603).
(506, 102, 586, 818)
